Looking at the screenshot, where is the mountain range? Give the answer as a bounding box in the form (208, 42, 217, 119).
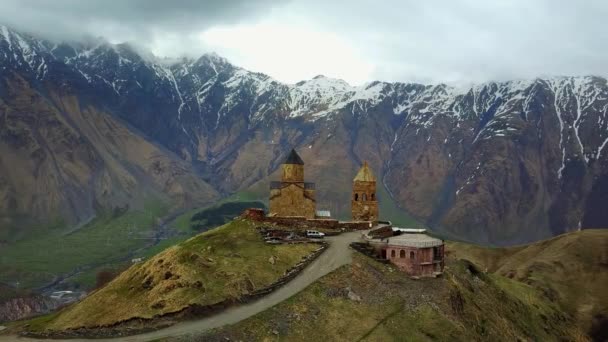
(1, 25, 607, 245)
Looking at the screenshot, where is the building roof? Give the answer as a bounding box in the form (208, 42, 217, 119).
(354, 161, 376, 182)
(284, 149, 304, 165)
(385, 234, 443, 248)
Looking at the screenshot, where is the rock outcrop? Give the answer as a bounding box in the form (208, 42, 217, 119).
(0, 296, 61, 322)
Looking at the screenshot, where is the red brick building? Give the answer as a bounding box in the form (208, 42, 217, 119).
(369, 233, 444, 277)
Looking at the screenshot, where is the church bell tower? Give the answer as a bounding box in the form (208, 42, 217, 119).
(351, 161, 379, 221)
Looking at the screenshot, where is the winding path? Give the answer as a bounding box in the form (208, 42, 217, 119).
(4, 230, 366, 342)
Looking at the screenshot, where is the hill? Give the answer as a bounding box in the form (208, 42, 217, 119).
(447, 229, 608, 338)
(4, 225, 606, 341)
(181, 254, 584, 341)
(167, 230, 607, 341)
(18, 219, 320, 334)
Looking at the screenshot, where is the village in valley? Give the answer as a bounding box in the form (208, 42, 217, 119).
(244, 149, 445, 278)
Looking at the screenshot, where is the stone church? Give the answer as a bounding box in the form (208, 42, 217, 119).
(269, 149, 379, 222)
(269, 149, 316, 218)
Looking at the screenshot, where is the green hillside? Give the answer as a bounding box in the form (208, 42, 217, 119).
(32, 219, 318, 331)
(169, 230, 607, 341)
(184, 254, 584, 341)
(447, 229, 608, 337)
(0, 198, 266, 292)
(6, 224, 606, 341)
(0, 200, 169, 289)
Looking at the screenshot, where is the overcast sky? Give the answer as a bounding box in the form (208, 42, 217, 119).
(1, 0, 607, 85)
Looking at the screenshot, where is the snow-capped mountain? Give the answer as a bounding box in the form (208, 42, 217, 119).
(1, 25, 607, 245)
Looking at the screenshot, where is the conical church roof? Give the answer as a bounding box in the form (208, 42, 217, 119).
(284, 149, 304, 165)
(354, 161, 376, 182)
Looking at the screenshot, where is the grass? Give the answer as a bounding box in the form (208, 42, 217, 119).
(0, 200, 169, 289)
(190, 201, 266, 232)
(131, 199, 268, 261)
(8, 225, 602, 341)
(0, 196, 267, 292)
(184, 254, 582, 342)
(0, 284, 24, 303)
(361, 304, 463, 341)
(218, 191, 265, 206)
(35, 219, 319, 331)
(447, 229, 608, 336)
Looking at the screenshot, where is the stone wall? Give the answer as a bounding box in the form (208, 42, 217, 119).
(269, 183, 316, 219)
(262, 215, 371, 231)
(241, 208, 265, 221)
(368, 225, 394, 238)
(339, 221, 373, 230)
(241, 205, 373, 232)
(265, 217, 340, 230)
(306, 219, 340, 229)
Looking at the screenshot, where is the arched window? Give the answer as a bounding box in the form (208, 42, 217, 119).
(371, 193, 375, 200)
(362, 193, 367, 201)
(410, 251, 415, 260)
(391, 250, 396, 258)
(400, 250, 406, 258)
(354, 193, 359, 201)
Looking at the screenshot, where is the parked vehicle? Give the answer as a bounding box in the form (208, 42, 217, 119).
(306, 230, 325, 239)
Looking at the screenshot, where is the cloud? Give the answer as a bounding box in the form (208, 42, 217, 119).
(0, 0, 286, 46)
(287, 0, 608, 84)
(197, 22, 375, 84)
(1, 0, 607, 85)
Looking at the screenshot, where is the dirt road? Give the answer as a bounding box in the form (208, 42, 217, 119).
(6, 230, 366, 342)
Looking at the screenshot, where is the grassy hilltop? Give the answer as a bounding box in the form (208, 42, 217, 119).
(22, 219, 319, 332)
(185, 254, 584, 341)
(447, 229, 608, 337)
(7, 223, 606, 341)
(174, 230, 607, 342)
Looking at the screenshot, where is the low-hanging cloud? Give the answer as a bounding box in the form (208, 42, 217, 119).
(0, 0, 285, 46)
(0, 0, 607, 85)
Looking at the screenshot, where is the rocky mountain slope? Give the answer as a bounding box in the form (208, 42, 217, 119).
(1, 25, 607, 245)
(0, 295, 61, 323)
(0, 26, 220, 237)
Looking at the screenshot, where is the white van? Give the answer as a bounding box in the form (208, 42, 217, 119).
(306, 230, 325, 239)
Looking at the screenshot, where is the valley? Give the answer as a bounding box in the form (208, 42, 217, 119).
(0, 198, 266, 323)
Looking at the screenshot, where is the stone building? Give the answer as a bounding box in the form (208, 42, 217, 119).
(382, 234, 444, 277)
(269, 149, 316, 219)
(365, 230, 445, 277)
(351, 161, 379, 221)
